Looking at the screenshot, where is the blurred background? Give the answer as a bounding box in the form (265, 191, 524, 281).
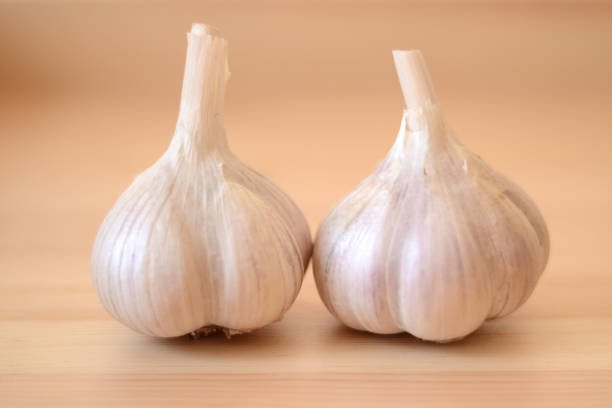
(1, 1, 610, 316)
(2, 1, 612, 405)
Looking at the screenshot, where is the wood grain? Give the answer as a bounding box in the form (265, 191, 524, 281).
(1, 2, 611, 407)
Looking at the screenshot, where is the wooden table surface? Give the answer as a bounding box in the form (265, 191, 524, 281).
(1, 2, 611, 407)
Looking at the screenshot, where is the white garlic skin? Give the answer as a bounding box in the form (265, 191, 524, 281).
(91, 24, 312, 337)
(313, 52, 549, 342)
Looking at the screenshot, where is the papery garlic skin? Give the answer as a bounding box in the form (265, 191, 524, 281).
(91, 24, 312, 338)
(313, 50, 549, 342)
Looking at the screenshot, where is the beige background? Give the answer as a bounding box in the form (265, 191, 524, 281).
(1, 1, 612, 406)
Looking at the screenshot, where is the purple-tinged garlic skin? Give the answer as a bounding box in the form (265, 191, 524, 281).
(313, 51, 549, 342)
(91, 24, 312, 338)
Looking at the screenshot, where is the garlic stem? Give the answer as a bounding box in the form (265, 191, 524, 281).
(176, 23, 229, 152)
(392, 50, 437, 109)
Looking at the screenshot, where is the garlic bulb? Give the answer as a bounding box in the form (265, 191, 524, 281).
(313, 50, 549, 342)
(91, 24, 312, 338)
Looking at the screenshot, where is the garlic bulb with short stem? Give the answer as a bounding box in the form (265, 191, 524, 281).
(313, 50, 549, 342)
(91, 24, 312, 338)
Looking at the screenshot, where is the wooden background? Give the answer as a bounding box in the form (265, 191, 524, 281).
(1, 1, 611, 406)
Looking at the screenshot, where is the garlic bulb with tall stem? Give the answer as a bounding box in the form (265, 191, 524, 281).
(91, 24, 312, 338)
(313, 50, 549, 342)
